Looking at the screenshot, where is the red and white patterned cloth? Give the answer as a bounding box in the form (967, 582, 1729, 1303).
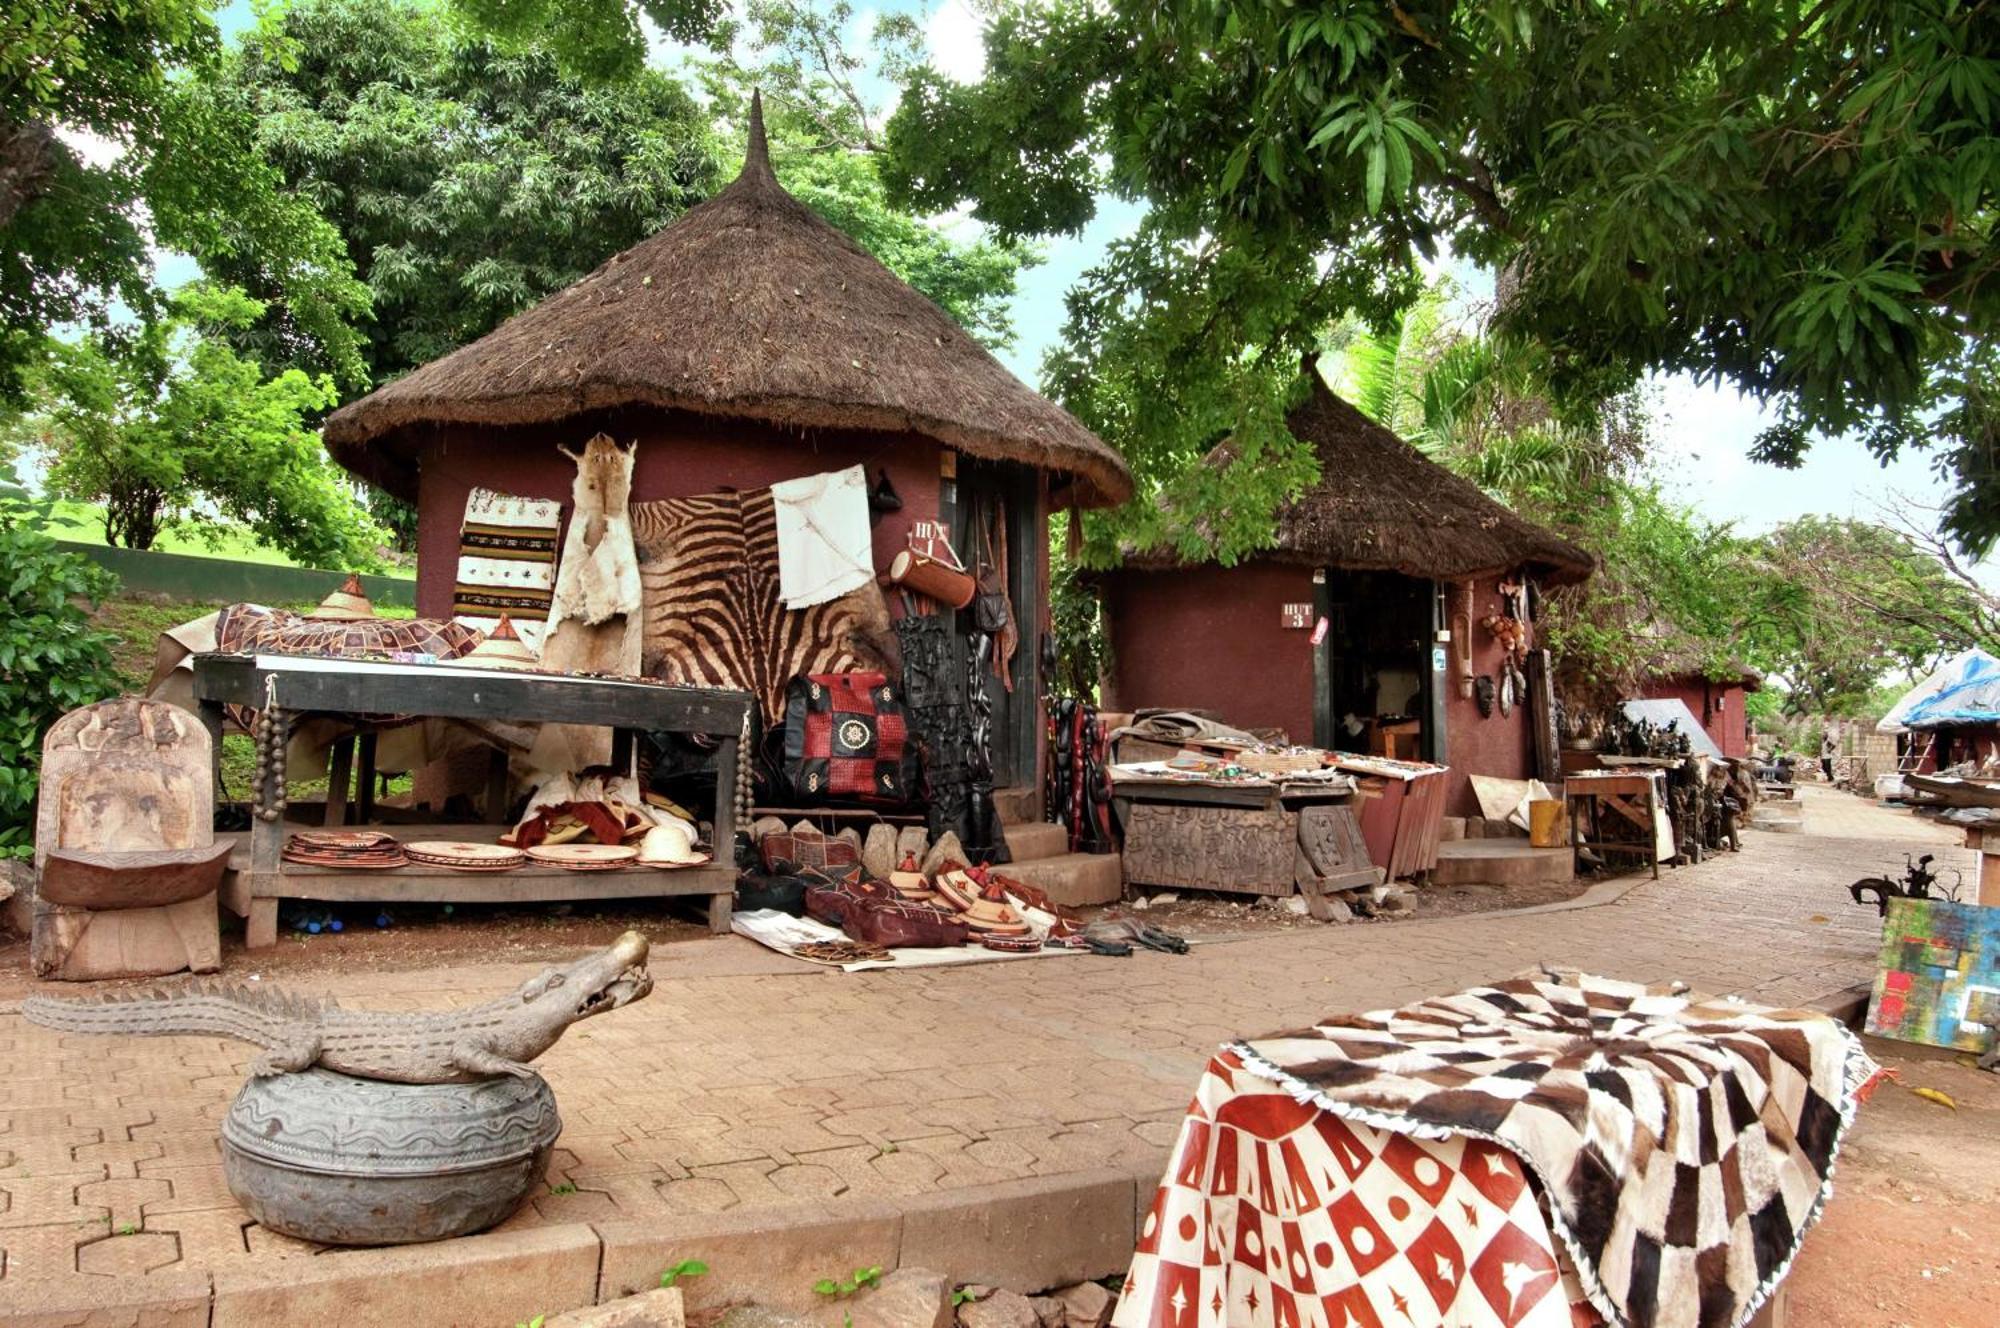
(1115, 1050, 1598, 1328)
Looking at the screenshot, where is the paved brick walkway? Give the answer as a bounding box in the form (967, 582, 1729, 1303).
(0, 786, 1969, 1294)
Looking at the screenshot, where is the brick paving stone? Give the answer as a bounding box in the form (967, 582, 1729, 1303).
(0, 786, 1966, 1301)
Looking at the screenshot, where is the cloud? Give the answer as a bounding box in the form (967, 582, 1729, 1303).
(926, 0, 986, 82)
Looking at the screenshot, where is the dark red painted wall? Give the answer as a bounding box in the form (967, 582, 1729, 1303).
(412, 408, 944, 620)
(1639, 675, 1751, 758)
(1101, 565, 1551, 816)
(1100, 561, 1320, 744)
(1438, 574, 1536, 814)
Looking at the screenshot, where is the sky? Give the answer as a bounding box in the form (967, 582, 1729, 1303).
(135, 0, 1992, 565)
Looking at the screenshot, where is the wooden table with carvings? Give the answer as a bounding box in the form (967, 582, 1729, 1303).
(191, 652, 754, 948)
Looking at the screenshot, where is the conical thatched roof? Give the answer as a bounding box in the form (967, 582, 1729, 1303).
(1125, 369, 1594, 584)
(322, 93, 1132, 507)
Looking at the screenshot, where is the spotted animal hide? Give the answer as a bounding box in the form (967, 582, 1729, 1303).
(632, 486, 896, 725)
(1234, 969, 1879, 1328)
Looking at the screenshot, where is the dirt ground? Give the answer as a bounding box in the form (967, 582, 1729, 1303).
(1791, 1037, 2000, 1328)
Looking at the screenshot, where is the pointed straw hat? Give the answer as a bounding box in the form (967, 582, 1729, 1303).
(308, 573, 376, 621)
(448, 613, 539, 669)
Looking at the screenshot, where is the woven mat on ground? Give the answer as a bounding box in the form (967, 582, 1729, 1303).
(1193, 969, 1877, 1328)
(451, 486, 562, 650)
(631, 487, 896, 724)
(1114, 1048, 1597, 1328)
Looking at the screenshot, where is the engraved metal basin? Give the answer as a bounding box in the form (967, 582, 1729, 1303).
(221, 1068, 561, 1246)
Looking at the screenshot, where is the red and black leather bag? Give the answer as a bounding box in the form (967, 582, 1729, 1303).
(780, 671, 916, 806)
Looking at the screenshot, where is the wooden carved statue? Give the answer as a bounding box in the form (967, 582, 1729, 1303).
(32, 697, 224, 980)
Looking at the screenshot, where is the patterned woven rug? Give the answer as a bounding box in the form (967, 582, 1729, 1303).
(452, 486, 563, 650)
(1117, 970, 1877, 1328)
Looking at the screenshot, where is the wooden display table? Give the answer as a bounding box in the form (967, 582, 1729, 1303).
(193, 653, 753, 948)
(1965, 825, 2000, 907)
(1564, 770, 1665, 880)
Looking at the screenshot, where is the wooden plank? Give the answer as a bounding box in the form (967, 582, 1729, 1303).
(262, 865, 732, 905)
(1123, 803, 1296, 894)
(324, 736, 354, 827)
(1527, 649, 1560, 783)
(192, 654, 753, 735)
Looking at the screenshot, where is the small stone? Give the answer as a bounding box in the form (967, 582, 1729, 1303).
(919, 831, 966, 877)
(751, 815, 789, 844)
(1129, 896, 1150, 911)
(1283, 895, 1310, 916)
(811, 1268, 953, 1328)
(835, 827, 865, 860)
(959, 1289, 1040, 1328)
(1052, 1283, 1112, 1328)
(790, 819, 820, 838)
(1148, 892, 1178, 906)
(1318, 898, 1354, 923)
(863, 823, 899, 878)
(897, 825, 930, 864)
(1028, 1296, 1068, 1328)
(544, 1287, 686, 1328)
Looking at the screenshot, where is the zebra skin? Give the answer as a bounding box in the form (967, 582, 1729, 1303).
(632, 487, 899, 725)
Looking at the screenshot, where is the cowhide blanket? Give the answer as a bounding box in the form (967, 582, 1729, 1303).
(632, 486, 897, 726)
(1235, 969, 1878, 1328)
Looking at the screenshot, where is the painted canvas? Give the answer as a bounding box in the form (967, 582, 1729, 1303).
(1864, 897, 2000, 1054)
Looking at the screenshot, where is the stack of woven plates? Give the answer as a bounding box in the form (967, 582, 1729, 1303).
(282, 830, 407, 870)
(525, 843, 638, 871)
(404, 841, 526, 873)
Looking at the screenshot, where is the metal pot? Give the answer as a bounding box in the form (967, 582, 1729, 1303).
(221, 1068, 560, 1245)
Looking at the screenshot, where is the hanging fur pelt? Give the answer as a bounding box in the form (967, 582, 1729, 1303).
(532, 433, 644, 770)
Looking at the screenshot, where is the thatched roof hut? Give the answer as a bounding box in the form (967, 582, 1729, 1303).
(322, 94, 1131, 508)
(1124, 372, 1593, 583)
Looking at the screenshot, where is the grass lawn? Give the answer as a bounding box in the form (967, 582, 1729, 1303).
(51, 500, 414, 579)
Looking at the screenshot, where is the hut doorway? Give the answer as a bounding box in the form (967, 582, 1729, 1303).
(1313, 570, 1443, 763)
(954, 459, 1041, 790)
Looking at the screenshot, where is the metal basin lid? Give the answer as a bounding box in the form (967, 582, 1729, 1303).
(223, 1068, 561, 1177)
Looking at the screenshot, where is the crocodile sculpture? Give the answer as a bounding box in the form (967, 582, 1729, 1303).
(20, 930, 653, 1084)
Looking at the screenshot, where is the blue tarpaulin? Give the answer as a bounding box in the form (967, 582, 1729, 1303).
(1904, 650, 2000, 729)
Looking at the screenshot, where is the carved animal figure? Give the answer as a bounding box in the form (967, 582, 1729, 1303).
(632, 487, 895, 724)
(538, 433, 644, 767)
(22, 932, 653, 1084)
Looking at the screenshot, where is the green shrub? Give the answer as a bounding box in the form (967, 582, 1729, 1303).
(0, 464, 125, 857)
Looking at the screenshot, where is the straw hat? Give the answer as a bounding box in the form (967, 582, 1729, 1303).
(308, 573, 376, 621)
(636, 818, 705, 867)
(448, 614, 539, 670)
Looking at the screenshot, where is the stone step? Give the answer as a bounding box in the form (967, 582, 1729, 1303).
(1002, 819, 1069, 863)
(992, 785, 1041, 825)
(1431, 839, 1575, 888)
(1003, 851, 1123, 908)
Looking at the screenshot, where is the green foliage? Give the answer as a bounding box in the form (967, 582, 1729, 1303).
(0, 462, 124, 859)
(448, 0, 723, 82)
(812, 1266, 883, 1299)
(30, 283, 388, 569)
(0, 0, 368, 401)
(1049, 524, 1109, 700)
(884, 0, 2000, 556)
(203, 0, 722, 388)
(658, 1258, 709, 1289)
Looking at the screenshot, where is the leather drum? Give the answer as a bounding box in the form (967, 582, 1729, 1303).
(888, 549, 976, 609)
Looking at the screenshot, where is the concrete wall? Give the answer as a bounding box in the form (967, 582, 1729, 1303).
(57, 542, 415, 608)
(413, 408, 945, 620)
(1100, 561, 1320, 744)
(1640, 674, 1751, 758)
